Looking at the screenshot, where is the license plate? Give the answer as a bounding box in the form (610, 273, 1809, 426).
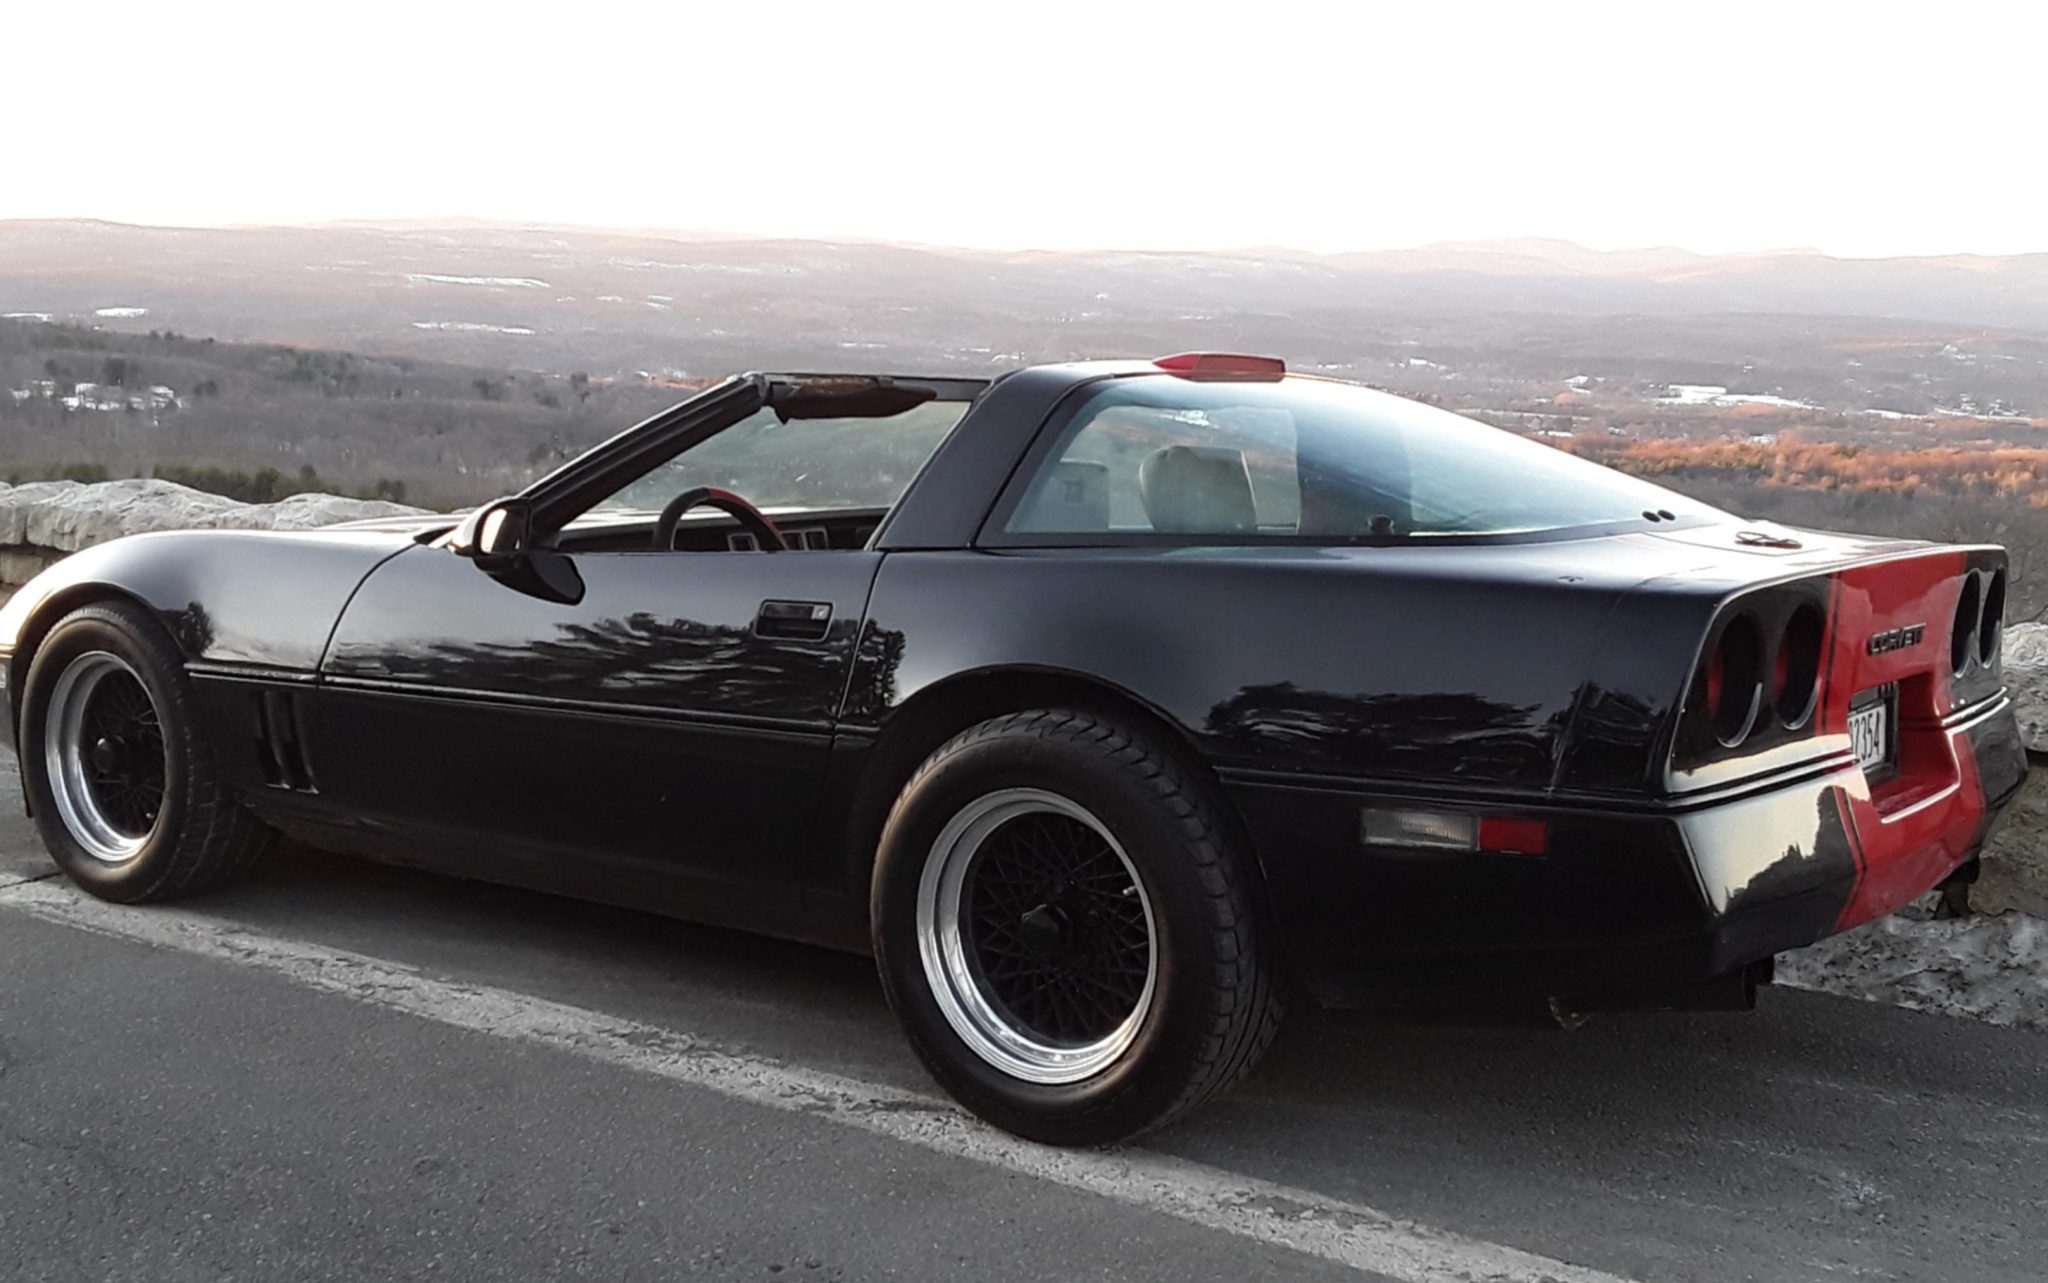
(1849, 691, 1894, 775)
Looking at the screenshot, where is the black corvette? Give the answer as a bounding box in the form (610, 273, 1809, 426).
(0, 353, 2028, 1143)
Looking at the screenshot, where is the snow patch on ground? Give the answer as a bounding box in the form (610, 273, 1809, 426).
(2006, 624, 2048, 752)
(93, 306, 148, 318)
(404, 273, 550, 288)
(1780, 909, 2048, 1031)
(1935, 406, 2029, 422)
(410, 321, 536, 336)
(2, 312, 53, 322)
(1659, 383, 1817, 410)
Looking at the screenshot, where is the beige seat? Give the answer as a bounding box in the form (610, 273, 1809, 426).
(1137, 445, 1258, 533)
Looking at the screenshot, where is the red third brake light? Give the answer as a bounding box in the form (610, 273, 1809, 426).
(1152, 352, 1287, 379)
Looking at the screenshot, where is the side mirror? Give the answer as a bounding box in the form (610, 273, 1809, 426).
(461, 498, 533, 570)
(455, 497, 585, 606)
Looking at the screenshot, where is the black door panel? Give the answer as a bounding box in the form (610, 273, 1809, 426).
(316, 544, 882, 886)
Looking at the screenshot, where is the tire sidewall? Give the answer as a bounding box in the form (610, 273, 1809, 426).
(19, 609, 194, 899)
(873, 721, 1232, 1142)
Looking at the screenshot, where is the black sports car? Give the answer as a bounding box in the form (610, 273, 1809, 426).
(1, 353, 2028, 1144)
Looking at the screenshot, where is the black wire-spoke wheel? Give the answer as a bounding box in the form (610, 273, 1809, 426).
(874, 709, 1283, 1145)
(44, 651, 168, 862)
(918, 789, 1157, 1083)
(21, 601, 278, 902)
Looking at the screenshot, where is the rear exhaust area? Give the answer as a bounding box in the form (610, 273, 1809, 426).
(1556, 958, 1775, 1022)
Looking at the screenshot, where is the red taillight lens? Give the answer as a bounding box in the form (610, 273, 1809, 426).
(1704, 613, 1764, 746)
(1979, 569, 2006, 668)
(1952, 573, 1982, 677)
(1772, 603, 1824, 728)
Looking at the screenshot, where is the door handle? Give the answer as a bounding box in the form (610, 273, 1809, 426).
(755, 599, 833, 641)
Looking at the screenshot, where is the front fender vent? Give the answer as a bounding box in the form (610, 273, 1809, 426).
(256, 689, 318, 793)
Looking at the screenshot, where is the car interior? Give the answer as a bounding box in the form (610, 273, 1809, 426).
(546, 504, 893, 554)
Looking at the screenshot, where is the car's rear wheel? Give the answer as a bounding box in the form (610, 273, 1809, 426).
(19, 601, 277, 902)
(872, 709, 1281, 1145)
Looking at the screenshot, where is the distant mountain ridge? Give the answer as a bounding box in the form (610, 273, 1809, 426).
(4, 219, 2048, 380)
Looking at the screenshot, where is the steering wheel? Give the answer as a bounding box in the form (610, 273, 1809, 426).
(652, 487, 788, 551)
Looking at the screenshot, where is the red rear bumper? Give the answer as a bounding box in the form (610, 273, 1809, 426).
(1813, 552, 2022, 929)
(1681, 694, 2028, 970)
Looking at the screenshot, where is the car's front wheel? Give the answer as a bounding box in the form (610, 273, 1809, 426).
(872, 710, 1281, 1145)
(19, 601, 277, 902)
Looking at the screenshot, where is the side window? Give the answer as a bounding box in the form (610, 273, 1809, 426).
(1002, 373, 1707, 545)
(598, 401, 970, 515)
(1008, 403, 1300, 535)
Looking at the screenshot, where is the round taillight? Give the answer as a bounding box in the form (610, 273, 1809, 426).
(1709, 613, 1764, 746)
(1952, 572, 1982, 677)
(1773, 603, 1824, 728)
(1979, 568, 2006, 668)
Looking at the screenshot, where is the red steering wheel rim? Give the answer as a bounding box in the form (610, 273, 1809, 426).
(652, 487, 787, 551)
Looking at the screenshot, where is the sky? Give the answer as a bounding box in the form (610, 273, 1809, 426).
(5, 0, 2042, 259)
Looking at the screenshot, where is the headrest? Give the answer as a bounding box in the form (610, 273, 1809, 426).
(1137, 445, 1257, 534)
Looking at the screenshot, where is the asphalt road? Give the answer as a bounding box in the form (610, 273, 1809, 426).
(2, 740, 2045, 1282)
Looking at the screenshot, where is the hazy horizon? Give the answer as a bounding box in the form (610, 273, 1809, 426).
(9, 1, 2044, 260)
(6, 214, 2037, 267)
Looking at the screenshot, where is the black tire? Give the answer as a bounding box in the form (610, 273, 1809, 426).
(18, 600, 277, 902)
(871, 709, 1281, 1145)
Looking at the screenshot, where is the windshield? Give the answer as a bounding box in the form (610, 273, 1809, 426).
(593, 399, 972, 514)
(1006, 375, 1711, 540)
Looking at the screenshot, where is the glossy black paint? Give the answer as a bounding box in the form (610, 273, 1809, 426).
(0, 360, 2028, 1003)
(0, 529, 414, 675)
(315, 543, 881, 890)
(1966, 696, 2032, 817)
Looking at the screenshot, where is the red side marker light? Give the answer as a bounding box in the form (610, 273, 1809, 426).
(1477, 815, 1549, 856)
(1152, 352, 1287, 379)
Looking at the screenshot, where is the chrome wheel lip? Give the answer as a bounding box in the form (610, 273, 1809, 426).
(43, 650, 162, 864)
(915, 787, 1158, 1086)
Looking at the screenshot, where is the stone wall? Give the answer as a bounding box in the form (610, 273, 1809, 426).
(1977, 622, 2047, 917)
(0, 478, 427, 597)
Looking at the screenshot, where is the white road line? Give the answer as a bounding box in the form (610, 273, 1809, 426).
(0, 878, 1638, 1283)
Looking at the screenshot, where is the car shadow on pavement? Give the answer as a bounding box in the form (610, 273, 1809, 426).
(122, 835, 2048, 1262)
(198, 841, 913, 1080)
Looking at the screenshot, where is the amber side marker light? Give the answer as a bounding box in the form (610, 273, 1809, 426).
(1152, 352, 1287, 379)
(1360, 807, 1549, 855)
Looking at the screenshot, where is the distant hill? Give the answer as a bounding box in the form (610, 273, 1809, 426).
(6, 220, 2048, 385)
(5, 219, 2046, 611)
(0, 319, 677, 506)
